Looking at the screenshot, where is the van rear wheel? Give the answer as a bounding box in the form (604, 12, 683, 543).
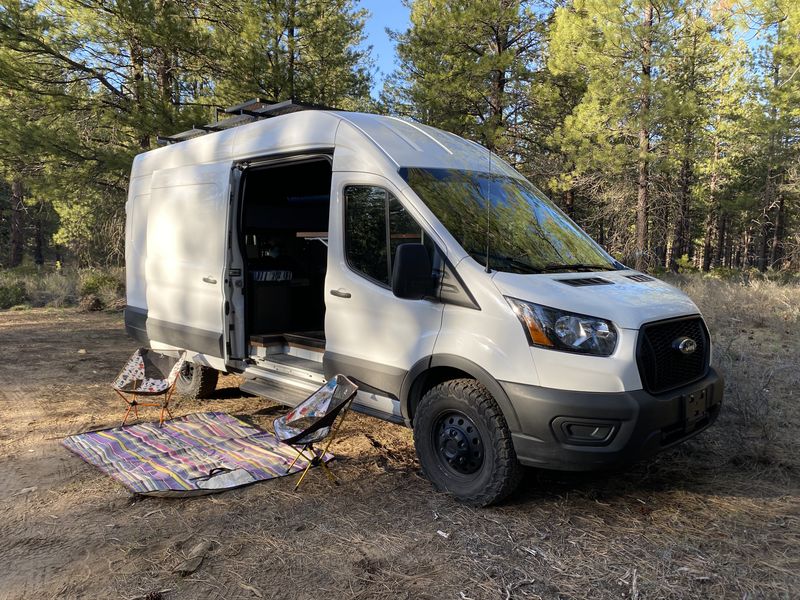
(413, 379, 521, 506)
(176, 362, 218, 399)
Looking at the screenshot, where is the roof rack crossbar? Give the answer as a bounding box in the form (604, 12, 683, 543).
(156, 99, 339, 145)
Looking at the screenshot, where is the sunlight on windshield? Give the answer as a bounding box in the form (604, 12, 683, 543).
(399, 168, 615, 274)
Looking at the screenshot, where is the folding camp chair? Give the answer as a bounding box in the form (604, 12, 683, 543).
(272, 375, 358, 491)
(113, 348, 186, 427)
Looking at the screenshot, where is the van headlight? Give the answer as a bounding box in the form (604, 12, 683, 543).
(505, 297, 617, 356)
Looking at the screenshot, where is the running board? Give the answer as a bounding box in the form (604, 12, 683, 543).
(239, 377, 312, 406)
(253, 354, 326, 384)
(240, 367, 405, 424)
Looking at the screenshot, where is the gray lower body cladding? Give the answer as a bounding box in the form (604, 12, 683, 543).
(124, 306, 224, 357)
(503, 368, 723, 471)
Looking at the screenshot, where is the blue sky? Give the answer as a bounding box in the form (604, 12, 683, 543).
(357, 1, 410, 96)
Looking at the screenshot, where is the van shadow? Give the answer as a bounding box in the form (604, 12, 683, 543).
(203, 386, 249, 401)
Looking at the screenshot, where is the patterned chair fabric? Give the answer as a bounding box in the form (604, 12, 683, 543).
(273, 375, 359, 445)
(114, 348, 185, 395)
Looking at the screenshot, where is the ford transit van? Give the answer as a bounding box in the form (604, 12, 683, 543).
(125, 100, 722, 506)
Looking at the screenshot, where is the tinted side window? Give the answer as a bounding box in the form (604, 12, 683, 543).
(345, 186, 389, 285)
(345, 186, 433, 287)
(389, 195, 424, 261)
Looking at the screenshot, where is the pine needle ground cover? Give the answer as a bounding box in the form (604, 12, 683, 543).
(0, 275, 797, 599)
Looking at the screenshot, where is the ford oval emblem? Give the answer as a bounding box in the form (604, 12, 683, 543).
(673, 337, 697, 355)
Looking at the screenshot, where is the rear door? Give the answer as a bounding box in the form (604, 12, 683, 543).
(324, 172, 445, 401)
(144, 162, 233, 362)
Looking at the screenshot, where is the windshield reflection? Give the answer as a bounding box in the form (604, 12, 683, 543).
(399, 168, 618, 274)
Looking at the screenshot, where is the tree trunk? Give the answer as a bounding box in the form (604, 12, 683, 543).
(563, 189, 575, 218)
(701, 211, 714, 272)
(598, 217, 605, 247)
(33, 202, 44, 266)
(651, 200, 668, 268)
(769, 195, 785, 268)
(288, 0, 297, 101)
(486, 23, 509, 152)
(670, 154, 692, 270)
(130, 38, 149, 150)
(757, 218, 771, 271)
(9, 179, 24, 268)
(758, 46, 781, 271)
(702, 134, 721, 272)
(155, 0, 174, 109)
(635, 2, 654, 272)
(716, 212, 730, 267)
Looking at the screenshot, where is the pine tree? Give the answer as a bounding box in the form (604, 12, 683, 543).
(208, 0, 373, 109)
(384, 0, 544, 160)
(549, 0, 677, 270)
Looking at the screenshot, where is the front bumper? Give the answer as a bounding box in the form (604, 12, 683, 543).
(501, 368, 723, 471)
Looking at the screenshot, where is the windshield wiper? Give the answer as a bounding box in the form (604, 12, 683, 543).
(471, 252, 544, 274)
(540, 263, 616, 272)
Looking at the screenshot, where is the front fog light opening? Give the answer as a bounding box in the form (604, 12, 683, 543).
(552, 417, 618, 446)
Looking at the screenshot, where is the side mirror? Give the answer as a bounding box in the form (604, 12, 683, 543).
(392, 243, 435, 300)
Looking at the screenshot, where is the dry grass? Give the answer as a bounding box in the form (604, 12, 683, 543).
(0, 266, 124, 309)
(0, 276, 798, 599)
(672, 274, 800, 469)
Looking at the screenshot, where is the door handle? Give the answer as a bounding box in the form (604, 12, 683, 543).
(330, 288, 351, 298)
(202, 276, 217, 284)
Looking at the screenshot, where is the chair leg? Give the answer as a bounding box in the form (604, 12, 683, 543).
(291, 401, 355, 490)
(293, 459, 315, 491)
(285, 447, 307, 474)
(122, 403, 134, 427)
(319, 401, 353, 458)
(318, 455, 339, 485)
(293, 445, 328, 491)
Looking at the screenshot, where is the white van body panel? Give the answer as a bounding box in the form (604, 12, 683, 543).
(432, 257, 542, 386)
(324, 171, 445, 375)
(125, 174, 151, 310)
(143, 162, 232, 360)
(336, 112, 524, 177)
(491, 270, 700, 330)
(434, 259, 646, 393)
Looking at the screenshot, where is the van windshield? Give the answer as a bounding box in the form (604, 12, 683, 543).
(399, 167, 619, 274)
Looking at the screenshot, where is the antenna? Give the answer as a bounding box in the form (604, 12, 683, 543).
(485, 143, 492, 273)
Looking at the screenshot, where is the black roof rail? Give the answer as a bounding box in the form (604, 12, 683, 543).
(156, 98, 339, 146)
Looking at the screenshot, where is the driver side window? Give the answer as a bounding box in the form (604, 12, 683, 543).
(344, 185, 432, 288)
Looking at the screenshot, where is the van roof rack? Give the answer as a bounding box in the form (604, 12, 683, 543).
(156, 98, 338, 146)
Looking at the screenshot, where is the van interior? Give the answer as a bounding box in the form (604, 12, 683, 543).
(239, 156, 332, 361)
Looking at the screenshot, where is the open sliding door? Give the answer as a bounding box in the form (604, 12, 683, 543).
(144, 162, 235, 367)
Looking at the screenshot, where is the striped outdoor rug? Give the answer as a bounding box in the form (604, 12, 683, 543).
(63, 412, 322, 497)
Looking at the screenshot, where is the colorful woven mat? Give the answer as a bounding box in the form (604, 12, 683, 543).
(63, 412, 324, 497)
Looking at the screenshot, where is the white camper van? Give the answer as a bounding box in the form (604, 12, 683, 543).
(125, 100, 722, 506)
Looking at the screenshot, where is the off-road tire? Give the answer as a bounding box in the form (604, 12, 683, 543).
(176, 362, 218, 399)
(413, 378, 522, 506)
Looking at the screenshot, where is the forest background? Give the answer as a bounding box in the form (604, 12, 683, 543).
(1, 0, 798, 289)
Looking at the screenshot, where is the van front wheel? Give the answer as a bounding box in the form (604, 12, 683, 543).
(413, 379, 521, 506)
(176, 362, 218, 399)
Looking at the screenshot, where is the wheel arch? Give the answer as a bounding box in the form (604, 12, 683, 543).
(400, 354, 521, 432)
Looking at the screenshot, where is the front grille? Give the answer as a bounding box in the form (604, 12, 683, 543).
(637, 316, 710, 394)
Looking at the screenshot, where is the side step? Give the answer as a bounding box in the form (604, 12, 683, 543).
(240, 363, 406, 425)
(255, 354, 326, 385)
(239, 377, 311, 407)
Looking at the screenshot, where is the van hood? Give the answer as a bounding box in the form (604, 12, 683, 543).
(491, 270, 700, 330)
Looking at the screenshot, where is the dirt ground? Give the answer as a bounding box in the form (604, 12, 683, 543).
(0, 304, 798, 600)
